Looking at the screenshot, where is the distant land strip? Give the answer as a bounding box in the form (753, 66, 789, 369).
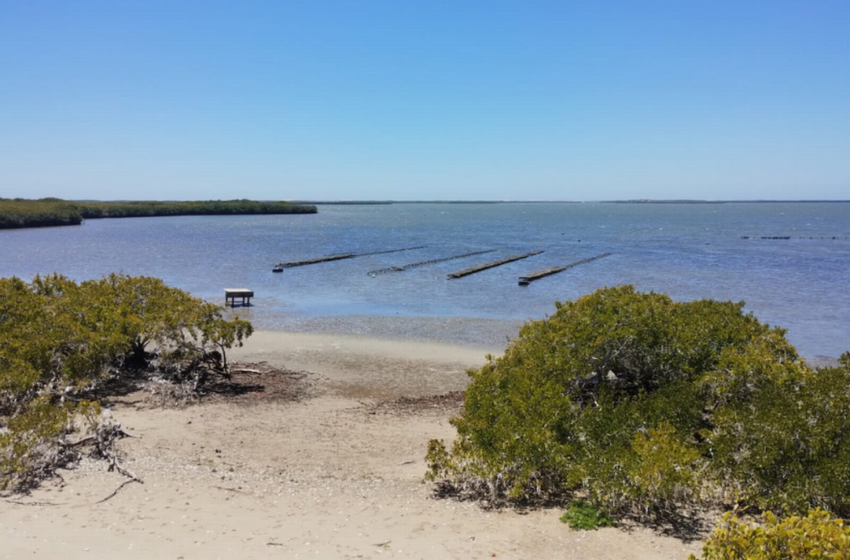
(0, 198, 317, 229)
(604, 199, 850, 204)
(292, 200, 502, 205)
(296, 199, 850, 205)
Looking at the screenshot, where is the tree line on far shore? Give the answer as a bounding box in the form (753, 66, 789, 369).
(0, 198, 317, 229)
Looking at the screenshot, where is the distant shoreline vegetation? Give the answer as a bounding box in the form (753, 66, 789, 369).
(292, 200, 503, 205)
(295, 199, 850, 205)
(0, 198, 317, 230)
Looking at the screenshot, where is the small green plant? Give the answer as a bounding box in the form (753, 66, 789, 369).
(560, 500, 615, 530)
(690, 509, 850, 560)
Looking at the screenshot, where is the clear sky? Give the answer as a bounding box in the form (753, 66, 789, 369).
(1, 1, 848, 201)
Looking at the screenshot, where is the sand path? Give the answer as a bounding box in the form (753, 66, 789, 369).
(1, 332, 704, 559)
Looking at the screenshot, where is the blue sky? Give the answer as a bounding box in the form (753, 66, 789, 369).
(1, 1, 848, 201)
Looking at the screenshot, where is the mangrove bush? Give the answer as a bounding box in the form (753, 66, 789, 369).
(0, 274, 253, 492)
(426, 286, 850, 519)
(691, 509, 850, 559)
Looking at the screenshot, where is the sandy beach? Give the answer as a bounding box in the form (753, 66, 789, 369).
(1, 331, 705, 559)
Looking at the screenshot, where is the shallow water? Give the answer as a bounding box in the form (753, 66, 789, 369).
(2, 202, 848, 359)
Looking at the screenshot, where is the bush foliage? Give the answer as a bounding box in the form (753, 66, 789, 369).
(691, 509, 850, 559)
(0, 274, 253, 492)
(426, 286, 850, 519)
(560, 499, 615, 530)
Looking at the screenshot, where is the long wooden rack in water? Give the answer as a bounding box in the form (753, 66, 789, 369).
(368, 250, 495, 276)
(518, 252, 613, 285)
(274, 246, 424, 270)
(446, 250, 544, 279)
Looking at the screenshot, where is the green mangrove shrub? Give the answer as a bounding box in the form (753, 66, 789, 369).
(690, 509, 850, 559)
(0, 273, 253, 492)
(426, 286, 850, 518)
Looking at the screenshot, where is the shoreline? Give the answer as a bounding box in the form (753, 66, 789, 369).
(235, 313, 844, 366)
(227, 330, 500, 400)
(239, 314, 528, 352)
(1, 330, 705, 559)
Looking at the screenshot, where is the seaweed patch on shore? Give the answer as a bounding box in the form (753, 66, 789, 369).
(202, 362, 314, 405)
(120, 362, 314, 408)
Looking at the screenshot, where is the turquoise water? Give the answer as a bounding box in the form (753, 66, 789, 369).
(2, 202, 848, 359)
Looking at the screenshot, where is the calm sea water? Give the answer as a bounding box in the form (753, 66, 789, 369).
(2, 202, 848, 359)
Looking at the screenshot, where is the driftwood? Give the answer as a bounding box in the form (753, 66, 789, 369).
(230, 368, 261, 374)
(66, 423, 144, 503)
(95, 478, 141, 504)
(93, 426, 143, 503)
(2, 498, 65, 506)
